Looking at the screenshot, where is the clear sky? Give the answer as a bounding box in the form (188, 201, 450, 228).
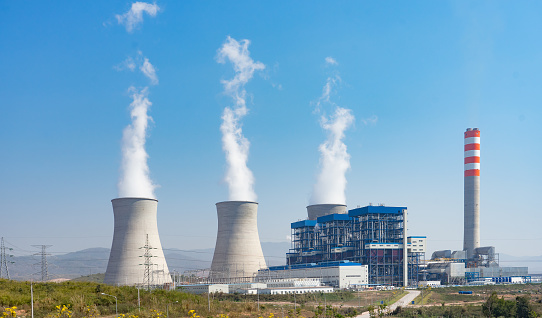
(1, 1, 541, 260)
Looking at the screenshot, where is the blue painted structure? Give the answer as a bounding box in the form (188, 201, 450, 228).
(287, 205, 425, 287)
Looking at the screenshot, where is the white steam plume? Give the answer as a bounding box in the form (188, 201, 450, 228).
(325, 56, 338, 65)
(311, 107, 354, 204)
(217, 36, 265, 201)
(115, 52, 158, 86)
(118, 87, 156, 198)
(140, 57, 158, 85)
(310, 59, 355, 205)
(116, 2, 160, 33)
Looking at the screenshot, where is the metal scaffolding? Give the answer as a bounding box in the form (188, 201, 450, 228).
(287, 206, 424, 287)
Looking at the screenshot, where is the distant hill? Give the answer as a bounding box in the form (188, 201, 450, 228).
(71, 273, 105, 283)
(6, 247, 110, 281)
(6, 242, 291, 281)
(499, 254, 542, 274)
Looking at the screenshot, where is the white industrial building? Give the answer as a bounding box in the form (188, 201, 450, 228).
(178, 280, 334, 295)
(179, 284, 229, 294)
(257, 261, 368, 289)
(260, 286, 333, 294)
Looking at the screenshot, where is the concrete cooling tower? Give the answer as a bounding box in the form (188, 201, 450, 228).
(104, 198, 172, 286)
(210, 201, 267, 282)
(307, 204, 347, 220)
(464, 128, 481, 259)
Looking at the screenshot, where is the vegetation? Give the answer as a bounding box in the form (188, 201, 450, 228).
(3, 278, 541, 318)
(0, 279, 368, 318)
(393, 284, 542, 318)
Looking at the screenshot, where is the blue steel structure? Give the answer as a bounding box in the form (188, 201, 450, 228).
(287, 206, 425, 287)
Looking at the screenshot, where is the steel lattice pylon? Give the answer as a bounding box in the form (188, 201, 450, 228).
(32, 245, 52, 282)
(0, 237, 14, 279)
(139, 234, 157, 290)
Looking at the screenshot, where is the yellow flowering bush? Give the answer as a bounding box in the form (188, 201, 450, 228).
(116, 313, 138, 318)
(150, 309, 163, 318)
(2, 307, 17, 318)
(46, 305, 72, 318)
(83, 305, 99, 318)
(188, 310, 200, 318)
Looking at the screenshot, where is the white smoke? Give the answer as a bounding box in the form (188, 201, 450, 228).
(217, 36, 265, 201)
(140, 57, 158, 85)
(118, 87, 156, 198)
(325, 56, 338, 65)
(310, 59, 355, 205)
(116, 2, 160, 33)
(115, 52, 158, 86)
(114, 56, 136, 71)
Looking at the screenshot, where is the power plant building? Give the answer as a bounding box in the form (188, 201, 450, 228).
(257, 261, 369, 289)
(287, 205, 426, 287)
(104, 198, 172, 287)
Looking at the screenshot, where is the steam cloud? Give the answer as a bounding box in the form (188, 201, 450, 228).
(217, 36, 265, 201)
(310, 60, 355, 205)
(118, 57, 158, 199)
(325, 57, 338, 65)
(140, 57, 158, 85)
(116, 2, 160, 33)
(115, 52, 158, 86)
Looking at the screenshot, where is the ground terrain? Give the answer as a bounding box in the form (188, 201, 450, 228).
(1, 279, 541, 318)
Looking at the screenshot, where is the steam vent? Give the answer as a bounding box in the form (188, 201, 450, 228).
(210, 201, 267, 282)
(104, 197, 172, 286)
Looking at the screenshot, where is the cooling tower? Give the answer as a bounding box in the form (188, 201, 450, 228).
(104, 197, 172, 286)
(210, 201, 267, 282)
(306, 204, 347, 220)
(464, 128, 481, 259)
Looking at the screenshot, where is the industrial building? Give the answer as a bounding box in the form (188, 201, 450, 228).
(425, 129, 529, 285)
(210, 201, 267, 282)
(259, 285, 333, 295)
(104, 197, 172, 287)
(180, 284, 230, 294)
(257, 260, 368, 289)
(179, 280, 334, 295)
(285, 205, 426, 287)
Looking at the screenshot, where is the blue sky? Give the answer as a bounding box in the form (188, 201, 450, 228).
(1, 1, 541, 261)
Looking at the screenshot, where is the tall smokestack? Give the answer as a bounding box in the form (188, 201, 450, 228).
(104, 198, 172, 286)
(210, 201, 267, 282)
(464, 128, 481, 259)
(306, 204, 347, 220)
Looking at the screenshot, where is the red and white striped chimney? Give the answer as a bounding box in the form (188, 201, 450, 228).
(464, 128, 480, 259)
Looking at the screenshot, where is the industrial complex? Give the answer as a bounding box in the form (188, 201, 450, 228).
(425, 128, 529, 286)
(102, 128, 531, 293)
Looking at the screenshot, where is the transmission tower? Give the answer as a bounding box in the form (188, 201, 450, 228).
(1, 237, 14, 279)
(32, 245, 52, 282)
(139, 234, 157, 290)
